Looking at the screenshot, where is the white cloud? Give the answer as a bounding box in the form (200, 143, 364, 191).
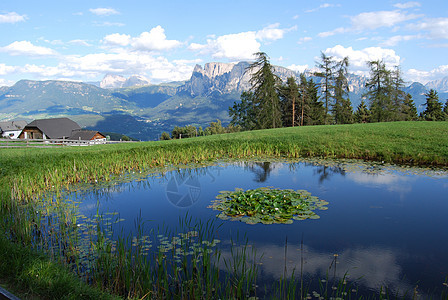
(0, 63, 18, 76)
(93, 21, 125, 27)
(408, 17, 448, 39)
(324, 45, 401, 75)
(189, 24, 292, 61)
(0, 12, 26, 24)
(298, 37, 312, 44)
(89, 8, 120, 16)
(131, 26, 182, 52)
(406, 65, 448, 84)
(350, 10, 421, 31)
(393, 2, 421, 9)
(102, 33, 131, 46)
(69, 39, 92, 47)
(380, 34, 422, 46)
(287, 64, 309, 73)
(255, 23, 296, 41)
(305, 3, 339, 13)
(0, 41, 58, 57)
(318, 27, 347, 38)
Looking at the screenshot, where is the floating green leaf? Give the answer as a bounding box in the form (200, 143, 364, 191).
(209, 187, 328, 224)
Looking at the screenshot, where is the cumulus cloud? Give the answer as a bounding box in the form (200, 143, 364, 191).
(131, 26, 182, 51)
(102, 33, 131, 46)
(89, 8, 120, 16)
(393, 2, 421, 9)
(0, 41, 58, 57)
(0, 12, 27, 23)
(0, 63, 18, 76)
(323, 45, 401, 75)
(189, 24, 292, 61)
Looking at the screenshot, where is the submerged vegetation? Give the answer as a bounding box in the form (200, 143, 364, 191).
(210, 187, 328, 224)
(1, 121, 448, 299)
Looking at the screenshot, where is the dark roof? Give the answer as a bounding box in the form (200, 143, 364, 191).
(0, 120, 28, 132)
(25, 118, 81, 139)
(69, 129, 105, 141)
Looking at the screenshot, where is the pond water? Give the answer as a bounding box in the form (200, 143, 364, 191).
(69, 160, 448, 297)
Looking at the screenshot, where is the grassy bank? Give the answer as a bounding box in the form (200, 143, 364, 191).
(1, 121, 447, 299)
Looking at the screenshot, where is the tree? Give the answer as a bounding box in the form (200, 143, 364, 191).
(444, 100, 448, 118)
(297, 73, 310, 126)
(304, 78, 325, 125)
(332, 57, 353, 124)
(229, 91, 257, 130)
(390, 65, 407, 120)
(364, 60, 393, 122)
(279, 76, 299, 127)
(354, 100, 371, 123)
(247, 52, 282, 129)
(402, 93, 418, 121)
(421, 89, 445, 121)
(314, 52, 337, 124)
(160, 131, 171, 140)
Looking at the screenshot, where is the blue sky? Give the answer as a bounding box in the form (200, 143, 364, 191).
(1, 0, 447, 86)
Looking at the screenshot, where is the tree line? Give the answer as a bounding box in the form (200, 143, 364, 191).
(161, 51, 447, 140)
(229, 52, 448, 130)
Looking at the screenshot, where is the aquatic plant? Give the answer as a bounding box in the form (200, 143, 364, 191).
(210, 187, 329, 224)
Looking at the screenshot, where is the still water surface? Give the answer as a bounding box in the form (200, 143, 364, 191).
(74, 160, 448, 297)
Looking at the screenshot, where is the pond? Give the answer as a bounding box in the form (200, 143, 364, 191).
(53, 159, 448, 298)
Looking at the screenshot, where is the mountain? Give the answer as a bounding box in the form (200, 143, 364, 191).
(1, 61, 447, 141)
(426, 76, 448, 93)
(100, 74, 151, 89)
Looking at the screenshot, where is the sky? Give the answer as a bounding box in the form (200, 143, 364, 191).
(1, 0, 447, 86)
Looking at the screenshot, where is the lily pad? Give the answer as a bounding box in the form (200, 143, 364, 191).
(209, 187, 328, 224)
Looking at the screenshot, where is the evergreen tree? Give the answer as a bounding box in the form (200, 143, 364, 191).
(364, 60, 393, 122)
(443, 99, 448, 118)
(229, 91, 257, 130)
(297, 73, 310, 126)
(354, 100, 371, 123)
(332, 57, 353, 124)
(305, 79, 325, 125)
(422, 89, 445, 121)
(247, 52, 282, 129)
(390, 65, 407, 121)
(314, 52, 336, 124)
(402, 93, 418, 121)
(279, 76, 299, 127)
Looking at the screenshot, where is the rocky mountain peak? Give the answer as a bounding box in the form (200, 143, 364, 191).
(100, 74, 151, 89)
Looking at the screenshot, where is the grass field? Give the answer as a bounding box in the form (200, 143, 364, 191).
(1, 121, 447, 299)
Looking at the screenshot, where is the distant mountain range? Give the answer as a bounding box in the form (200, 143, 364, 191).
(1, 62, 447, 140)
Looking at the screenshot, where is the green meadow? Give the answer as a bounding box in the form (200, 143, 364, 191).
(1, 121, 448, 299)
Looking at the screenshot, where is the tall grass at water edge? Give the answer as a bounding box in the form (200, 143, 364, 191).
(1, 121, 448, 299)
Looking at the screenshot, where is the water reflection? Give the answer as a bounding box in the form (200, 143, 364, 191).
(62, 159, 448, 297)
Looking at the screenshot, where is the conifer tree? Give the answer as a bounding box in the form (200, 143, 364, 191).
(422, 89, 445, 121)
(402, 93, 418, 121)
(305, 79, 325, 125)
(314, 52, 336, 124)
(279, 76, 299, 127)
(247, 52, 282, 129)
(297, 73, 310, 126)
(364, 60, 393, 122)
(229, 91, 257, 130)
(332, 57, 353, 124)
(390, 65, 407, 121)
(354, 100, 371, 123)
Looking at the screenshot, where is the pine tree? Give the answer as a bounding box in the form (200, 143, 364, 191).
(402, 93, 418, 121)
(314, 52, 336, 124)
(305, 79, 325, 125)
(247, 52, 282, 129)
(279, 76, 299, 127)
(364, 60, 393, 122)
(390, 65, 407, 121)
(422, 89, 445, 121)
(332, 57, 353, 124)
(443, 100, 448, 119)
(354, 100, 371, 123)
(297, 73, 310, 126)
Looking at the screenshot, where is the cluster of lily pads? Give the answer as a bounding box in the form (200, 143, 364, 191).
(210, 187, 329, 224)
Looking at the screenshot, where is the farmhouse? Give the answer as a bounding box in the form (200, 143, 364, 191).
(68, 129, 107, 145)
(19, 117, 81, 139)
(0, 120, 28, 139)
